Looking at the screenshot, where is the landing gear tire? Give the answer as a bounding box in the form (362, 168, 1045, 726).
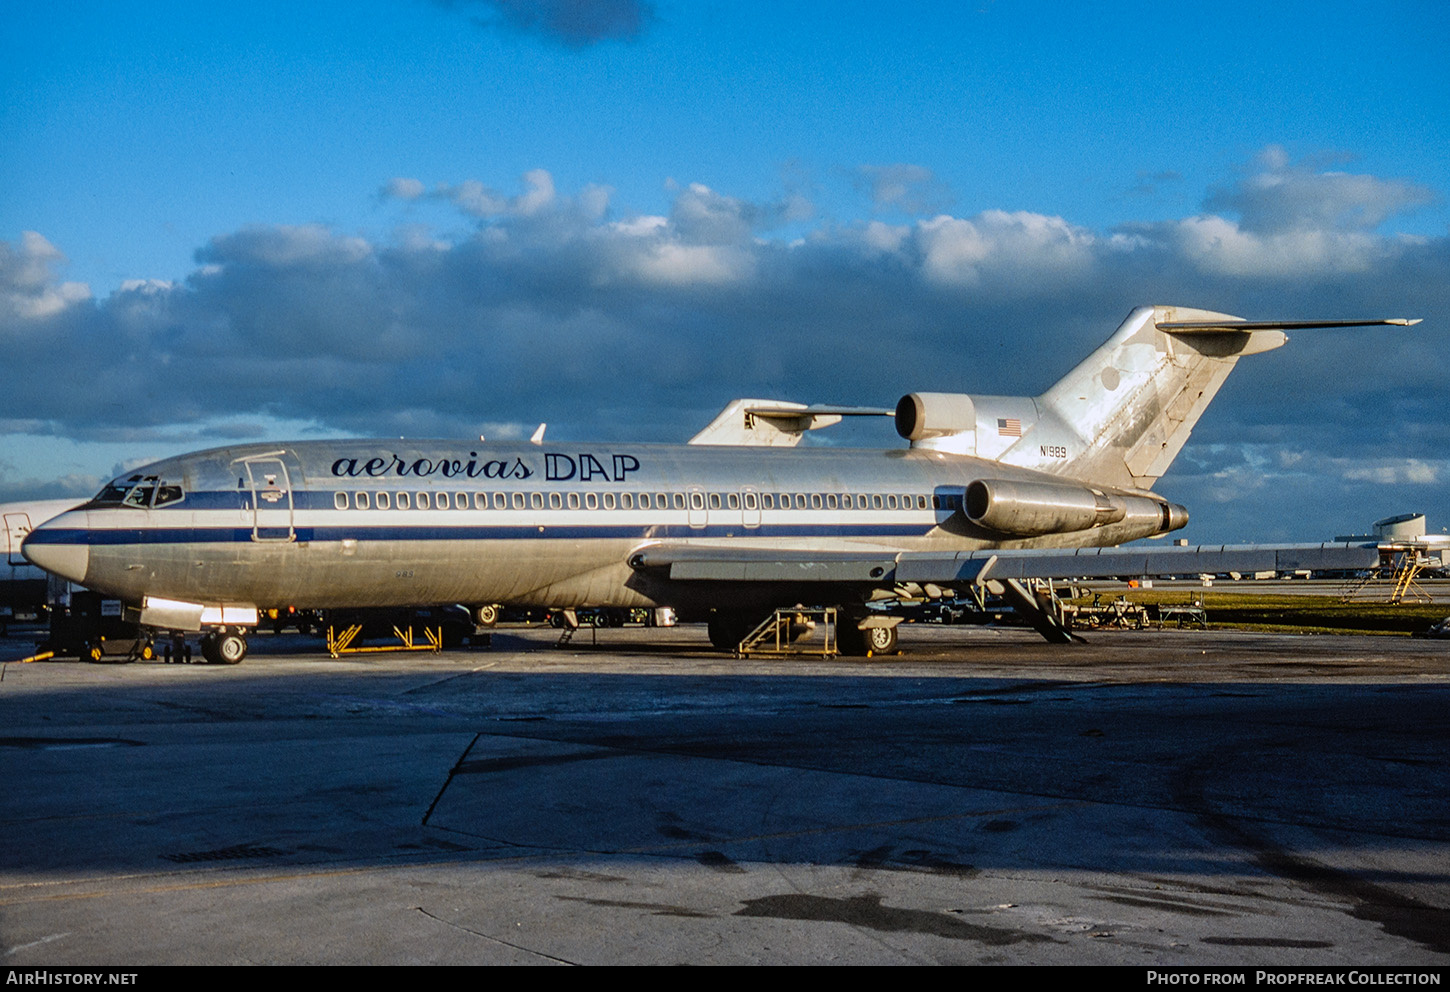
(475, 604, 500, 627)
(215, 632, 247, 664)
(839, 621, 898, 657)
(202, 631, 248, 665)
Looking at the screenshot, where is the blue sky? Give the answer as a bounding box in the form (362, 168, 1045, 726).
(2, 0, 1447, 541)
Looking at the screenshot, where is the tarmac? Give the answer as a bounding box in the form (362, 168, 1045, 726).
(1, 622, 1448, 966)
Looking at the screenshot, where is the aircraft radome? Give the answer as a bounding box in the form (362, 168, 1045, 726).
(22, 306, 1415, 662)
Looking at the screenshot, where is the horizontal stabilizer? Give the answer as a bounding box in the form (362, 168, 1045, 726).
(690, 399, 892, 447)
(1157, 317, 1420, 334)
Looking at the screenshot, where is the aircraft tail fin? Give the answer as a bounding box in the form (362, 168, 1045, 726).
(1032, 306, 1416, 489)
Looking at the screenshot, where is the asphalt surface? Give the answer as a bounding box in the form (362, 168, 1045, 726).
(2, 622, 1448, 966)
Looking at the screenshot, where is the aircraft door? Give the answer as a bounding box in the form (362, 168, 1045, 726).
(4, 513, 33, 565)
(243, 457, 295, 542)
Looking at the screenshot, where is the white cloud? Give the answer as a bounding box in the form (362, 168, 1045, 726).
(855, 163, 951, 214)
(915, 210, 1096, 287)
(0, 231, 91, 324)
(1343, 459, 1441, 485)
(381, 177, 426, 201)
(1167, 214, 1389, 277)
(1204, 145, 1435, 233)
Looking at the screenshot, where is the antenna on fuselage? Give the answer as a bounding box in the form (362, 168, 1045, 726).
(530, 423, 546, 445)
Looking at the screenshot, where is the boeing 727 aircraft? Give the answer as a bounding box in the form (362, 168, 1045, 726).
(23, 306, 1412, 662)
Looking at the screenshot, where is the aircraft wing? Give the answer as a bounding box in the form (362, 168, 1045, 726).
(629, 542, 1382, 586)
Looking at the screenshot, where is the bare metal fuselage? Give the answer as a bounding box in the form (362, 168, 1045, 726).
(28, 439, 1177, 615)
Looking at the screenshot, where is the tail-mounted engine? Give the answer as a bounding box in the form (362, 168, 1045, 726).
(896, 392, 1039, 458)
(963, 478, 1187, 538)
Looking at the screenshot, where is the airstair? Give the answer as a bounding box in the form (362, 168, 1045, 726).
(736, 607, 838, 657)
(1338, 547, 1433, 605)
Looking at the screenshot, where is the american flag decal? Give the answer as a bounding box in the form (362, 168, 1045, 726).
(997, 417, 1022, 437)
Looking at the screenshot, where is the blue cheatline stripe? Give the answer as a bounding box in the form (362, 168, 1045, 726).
(26, 522, 938, 546)
(137, 488, 957, 513)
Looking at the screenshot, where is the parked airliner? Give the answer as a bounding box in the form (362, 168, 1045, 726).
(2, 498, 84, 626)
(23, 306, 1411, 661)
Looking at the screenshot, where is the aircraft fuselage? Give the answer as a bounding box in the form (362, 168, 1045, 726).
(23, 439, 1179, 616)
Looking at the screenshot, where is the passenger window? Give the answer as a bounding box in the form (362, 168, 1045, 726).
(567, 492, 580, 509)
(474, 493, 487, 509)
(549, 492, 562, 509)
(669, 493, 681, 509)
(416, 492, 430, 510)
(795, 493, 806, 508)
(493, 492, 506, 508)
(727, 493, 740, 510)
(376, 492, 391, 509)
(511, 493, 525, 509)
(811, 494, 823, 509)
(872, 494, 883, 509)
(638, 493, 651, 509)
(334, 492, 349, 510)
(603, 492, 616, 510)
(887, 494, 898, 509)
(621, 493, 633, 509)
(918, 496, 928, 509)
(397, 493, 411, 510)
(689, 492, 705, 510)
(528, 492, 541, 509)
(744, 492, 757, 510)
(436, 492, 450, 510)
(355, 492, 370, 510)
(585, 493, 599, 510)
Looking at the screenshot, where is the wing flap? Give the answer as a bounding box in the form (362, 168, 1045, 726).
(629, 542, 1379, 585)
(900, 543, 1379, 581)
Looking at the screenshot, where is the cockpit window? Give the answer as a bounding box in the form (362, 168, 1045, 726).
(88, 474, 184, 509)
(122, 484, 156, 508)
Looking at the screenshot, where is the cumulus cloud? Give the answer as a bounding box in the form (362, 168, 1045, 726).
(381, 170, 564, 218)
(915, 210, 1097, 289)
(854, 164, 952, 214)
(0, 232, 91, 324)
(1204, 145, 1435, 234)
(2, 150, 1447, 539)
(437, 0, 656, 47)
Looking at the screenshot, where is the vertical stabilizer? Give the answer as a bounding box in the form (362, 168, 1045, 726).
(1031, 305, 1286, 489)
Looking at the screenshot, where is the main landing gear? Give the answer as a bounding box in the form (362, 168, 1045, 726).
(708, 609, 900, 656)
(837, 621, 898, 656)
(200, 629, 248, 665)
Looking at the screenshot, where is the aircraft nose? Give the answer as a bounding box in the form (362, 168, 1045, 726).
(22, 512, 91, 584)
